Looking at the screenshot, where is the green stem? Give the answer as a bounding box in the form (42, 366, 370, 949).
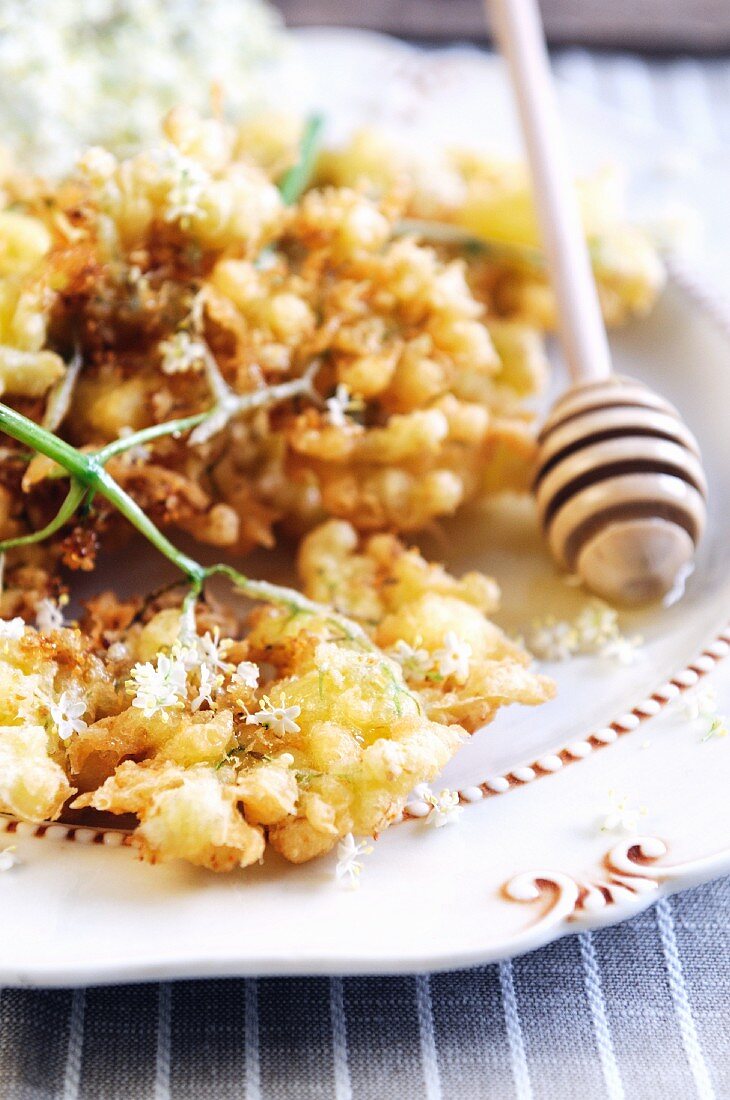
(277, 114, 325, 206)
(0, 402, 375, 648)
(95, 410, 209, 464)
(97, 360, 322, 462)
(0, 404, 93, 482)
(393, 218, 545, 268)
(0, 480, 87, 552)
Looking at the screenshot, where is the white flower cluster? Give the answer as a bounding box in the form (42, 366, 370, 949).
(525, 600, 642, 664)
(389, 631, 472, 685)
(407, 783, 463, 828)
(0, 0, 283, 174)
(683, 686, 728, 742)
(127, 622, 258, 721)
(124, 620, 289, 733)
(158, 331, 207, 376)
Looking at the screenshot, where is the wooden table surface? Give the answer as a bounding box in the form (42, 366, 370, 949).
(273, 0, 730, 53)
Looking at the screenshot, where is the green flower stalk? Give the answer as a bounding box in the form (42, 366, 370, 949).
(0, 398, 372, 647)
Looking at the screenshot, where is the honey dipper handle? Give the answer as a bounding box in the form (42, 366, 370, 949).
(488, 0, 612, 383)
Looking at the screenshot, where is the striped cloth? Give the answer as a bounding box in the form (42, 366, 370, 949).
(3, 51, 730, 1100)
(1, 878, 728, 1098)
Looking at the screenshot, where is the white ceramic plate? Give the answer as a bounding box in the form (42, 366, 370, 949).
(2, 31, 730, 987)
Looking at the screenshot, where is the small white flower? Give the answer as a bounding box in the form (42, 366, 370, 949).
(574, 601, 618, 649)
(389, 639, 432, 680)
(106, 641, 130, 662)
(599, 634, 643, 665)
(426, 789, 462, 828)
(232, 661, 260, 691)
(157, 144, 210, 224)
(314, 644, 345, 687)
(324, 384, 363, 428)
(158, 331, 206, 376)
(191, 665, 222, 712)
(335, 833, 374, 890)
(0, 617, 25, 641)
(0, 846, 18, 872)
(525, 600, 642, 664)
(433, 631, 471, 683)
(245, 699, 301, 737)
(683, 686, 718, 724)
(35, 598, 64, 632)
(198, 628, 233, 675)
(127, 653, 187, 720)
(682, 686, 728, 741)
(49, 689, 87, 741)
(526, 617, 578, 661)
(600, 791, 648, 834)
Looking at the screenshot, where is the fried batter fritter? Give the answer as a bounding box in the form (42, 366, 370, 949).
(0, 526, 552, 871)
(0, 110, 664, 566)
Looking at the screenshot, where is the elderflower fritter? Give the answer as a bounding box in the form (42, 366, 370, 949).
(127, 653, 187, 720)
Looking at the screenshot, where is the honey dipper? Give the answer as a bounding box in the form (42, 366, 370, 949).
(487, 0, 707, 604)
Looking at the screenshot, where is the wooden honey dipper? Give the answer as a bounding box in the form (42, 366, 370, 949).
(487, 0, 707, 605)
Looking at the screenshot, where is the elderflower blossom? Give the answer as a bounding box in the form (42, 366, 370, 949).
(324, 384, 363, 428)
(35, 597, 64, 632)
(600, 791, 648, 834)
(525, 600, 642, 664)
(157, 144, 211, 224)
(684, 687, 729, 741)
(426, 788, 463, 828)
(433, 631, 472, 683)
(198, 628, 234, 675)
(389, 639, 432, 681)
(314, 645, 345, 687)
(0, 617, 25, 641)
(232, 661, 260, 691)
(191, 665, 222, 712)
(0, 0, 283, 175)
(335, 833, 374, 890)
(49, 689, 87, 741)
(127, 653, 187, 720)
(158, 331, 207, 376)
(0, 847, 18, 872)
(245, 699, 301, 736)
